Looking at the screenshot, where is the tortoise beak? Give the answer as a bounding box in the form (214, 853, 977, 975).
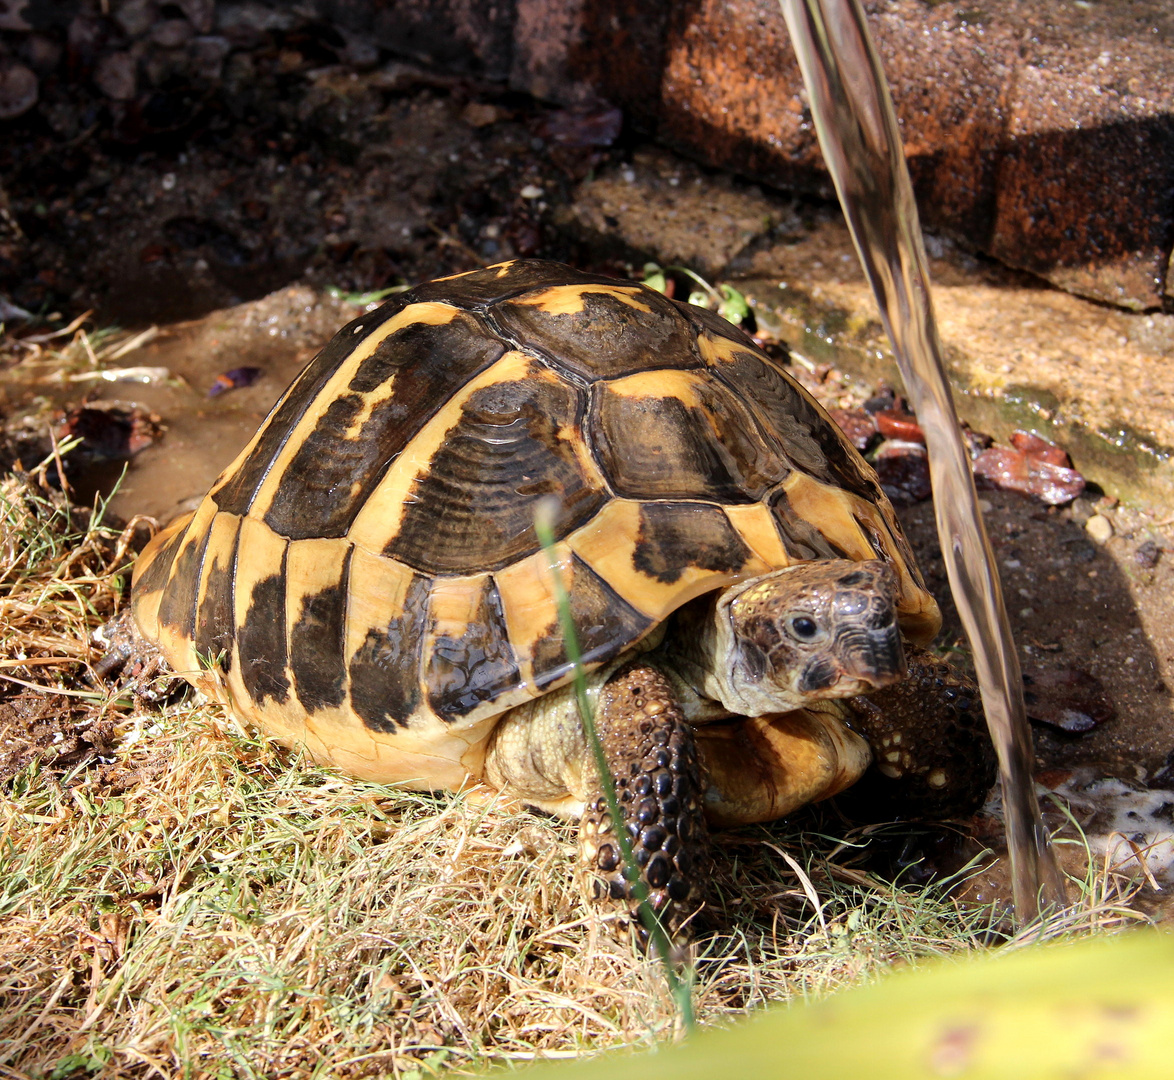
(847, 623, 907, 688)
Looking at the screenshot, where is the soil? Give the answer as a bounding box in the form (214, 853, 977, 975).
(3, 4, 1174, 898)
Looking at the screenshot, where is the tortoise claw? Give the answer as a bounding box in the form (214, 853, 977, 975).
(90, 608, 183, 703)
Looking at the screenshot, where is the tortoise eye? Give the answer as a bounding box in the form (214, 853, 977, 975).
(785, 615, 825, 643)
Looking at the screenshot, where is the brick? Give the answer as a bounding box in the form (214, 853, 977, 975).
(655, 0, 1174, 309)
(659, 0, 824, 192)
(988, 11, 1174, 310)
(512, 0, 669, 128)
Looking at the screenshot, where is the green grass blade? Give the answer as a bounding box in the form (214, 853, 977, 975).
(535, 503, 695, 1030)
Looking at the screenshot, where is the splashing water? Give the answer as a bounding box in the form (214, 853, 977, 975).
(777, 0, 1067, 922)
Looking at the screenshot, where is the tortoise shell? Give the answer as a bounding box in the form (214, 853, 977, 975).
(132, 260, 939, 788)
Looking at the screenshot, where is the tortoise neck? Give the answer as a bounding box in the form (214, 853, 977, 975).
(660, 594, 743, 715)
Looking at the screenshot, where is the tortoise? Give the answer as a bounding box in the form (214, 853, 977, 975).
(125, 259, 995, 929)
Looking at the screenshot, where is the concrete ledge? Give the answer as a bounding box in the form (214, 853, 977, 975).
(561, 149, 1174, 509)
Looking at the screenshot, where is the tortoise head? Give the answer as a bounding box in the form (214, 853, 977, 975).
(716, 560, 906, 714)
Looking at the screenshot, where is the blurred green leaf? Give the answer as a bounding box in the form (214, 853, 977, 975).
(719, 283, 750, 325)
(516, 931, 1174, 1080)
(642, 263, 668, 295)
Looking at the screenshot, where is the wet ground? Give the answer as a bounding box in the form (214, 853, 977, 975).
(3, 8, 1174, 896)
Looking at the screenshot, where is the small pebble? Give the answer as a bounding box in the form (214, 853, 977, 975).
(540, 104, 623, 147)
(462, 102, 500, 127)
(151, 18, 195, 47)
(973, 445, 1085, 505)
(24, 35, 62, 75)
(875, 408, 925, 444)
(1086, 515, 1113, 544)
(1009, 430, 1070, 467)
(1023, 667, 1114, 732)
(178, 0, 216, 33)
(192, 35, 232, 80)
(115, 0, 157, 36)
(873, 440, 931, 504)
(863, 389, 897, 414)
(829, 407, 876, 451)
(0, 61, 38, 119)
(95, 51, 137, 101)
(1135, 540, 1161, 568)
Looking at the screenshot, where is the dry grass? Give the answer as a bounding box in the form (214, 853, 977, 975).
(0, 467, 135, 660)
(0, 714, 995, 1079)
(0, 458, 1149, 1080)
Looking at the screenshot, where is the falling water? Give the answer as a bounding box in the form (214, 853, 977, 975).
(777, 0, 1067, 922)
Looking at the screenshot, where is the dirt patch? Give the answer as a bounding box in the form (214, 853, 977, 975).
(900, 493, 1174, 779)
(0, 691, 110, 778)
(1, 35, 600, 327)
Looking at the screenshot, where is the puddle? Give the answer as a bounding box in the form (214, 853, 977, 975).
(2, 285, 358, 521)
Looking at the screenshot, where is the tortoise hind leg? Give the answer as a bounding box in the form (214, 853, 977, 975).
(90, 607, 180, 702)
(580, 662, 708, 938)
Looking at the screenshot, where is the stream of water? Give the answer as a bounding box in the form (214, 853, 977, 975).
(777, 0, 1068, 922)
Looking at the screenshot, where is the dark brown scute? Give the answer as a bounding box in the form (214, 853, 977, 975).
(347, 572, 430, 732)
(425, 577, 520, 721)
(673, 300, 758, 350)
(769, 487, 853, 561)
(492, 286, 697, 382)
(346, 309, 501, 394)
(211, 296, 417, 516)
(155, 529, 206, 639)
(238, 547, 291, 707)
(387, 371, 606, 573)
(289, 547, 352, 714)
(531, 555, 653, 690)
(192, 523, 239, 675)
(133, 519, 189, 601)
(592, 381, 783, 502)
(412, 260, 623, 308)
(265, 313, 506, 541)
(633, 502, 752, 584)
(715, 349, 885, 504)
